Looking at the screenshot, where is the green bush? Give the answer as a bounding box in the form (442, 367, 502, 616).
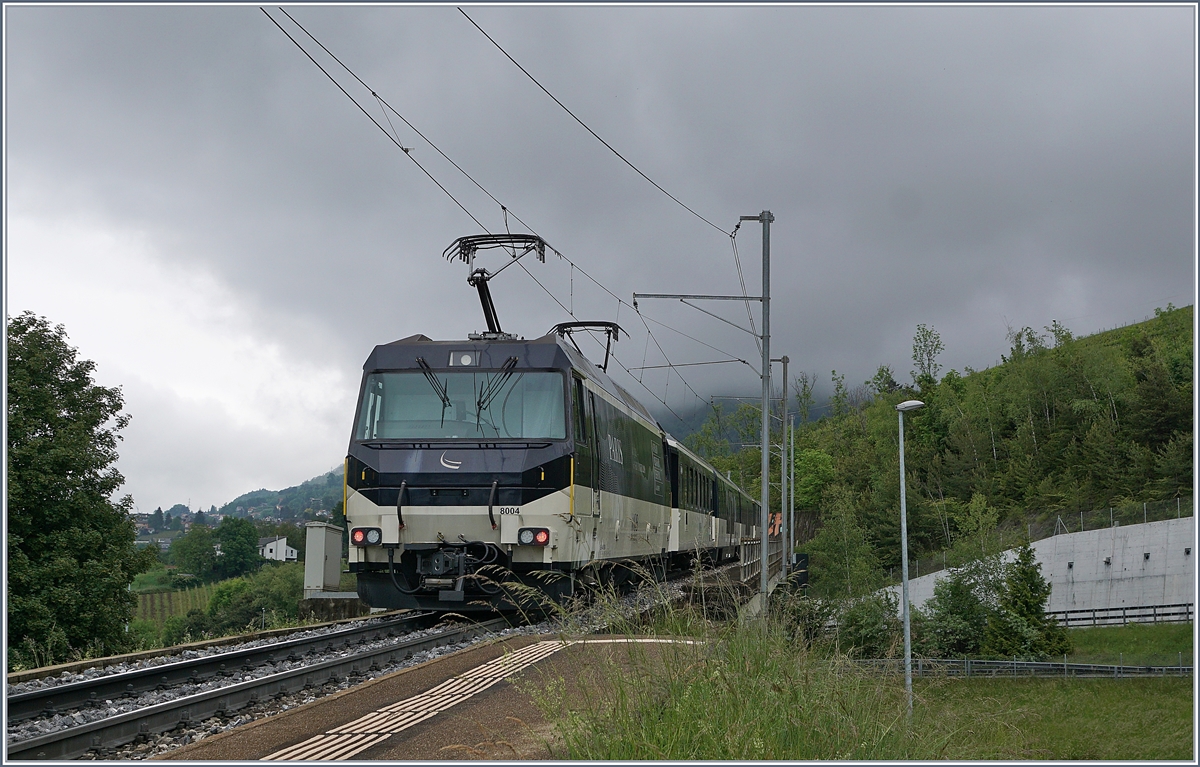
(130, 566, 175, 593)
(837, 593, 902, 658)
(252, 562, 305, 619)
(127, 618, 162, 651)
(148, 563, 309, 646)
(779, 592, 837, 646)
(913, 557, 1003, 658)
(161, 609, 213, 646)
(913, 545, 1070, 661)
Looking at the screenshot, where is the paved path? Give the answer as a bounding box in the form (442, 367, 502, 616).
(156, 634, 692, 761)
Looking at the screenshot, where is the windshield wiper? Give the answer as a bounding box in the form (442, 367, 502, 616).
(415, 357, 452, 427)
(475, 356, 519, 431)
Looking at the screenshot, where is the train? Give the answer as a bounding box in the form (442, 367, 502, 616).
(344, 234, 760, 612)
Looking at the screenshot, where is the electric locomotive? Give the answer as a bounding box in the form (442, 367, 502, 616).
(344, 234, 759, 611)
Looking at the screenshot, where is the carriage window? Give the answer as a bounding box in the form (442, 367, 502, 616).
(355, 371, 566, 440)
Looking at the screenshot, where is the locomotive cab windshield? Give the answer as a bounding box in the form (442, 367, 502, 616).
(355, 369, 567, 441)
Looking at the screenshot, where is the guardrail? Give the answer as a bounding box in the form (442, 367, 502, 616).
(739, 537, 783, 586)
(1048, 602, 1193, 627)
(856, 657, 1192, 678)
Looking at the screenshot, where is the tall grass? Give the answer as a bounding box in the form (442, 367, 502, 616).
(1067, 621, 1193, 666)
(533, 613, 1013, 758)
(928, 676, 1193, 760)
(524, 567, 1193, 760)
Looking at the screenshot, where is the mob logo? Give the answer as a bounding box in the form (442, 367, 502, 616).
(439, 452, 463, 470)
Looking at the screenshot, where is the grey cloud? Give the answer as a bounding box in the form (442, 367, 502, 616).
(6, 5, 1193, 502)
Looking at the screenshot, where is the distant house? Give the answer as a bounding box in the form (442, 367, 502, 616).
(135, 529, 181, 552)
(258, 536, 297, 562)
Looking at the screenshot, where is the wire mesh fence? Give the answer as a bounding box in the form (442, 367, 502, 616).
(854, 656, 1192, 678)
(888, 496, 1193, 583)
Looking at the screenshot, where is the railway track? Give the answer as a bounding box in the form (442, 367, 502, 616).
(6, 561, 741, 760)
(6, 615, 511, 760)
(8, 613, 438, 724)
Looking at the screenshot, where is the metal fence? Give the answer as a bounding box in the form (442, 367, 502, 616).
(1049, 602, 1193, 628)
(740, 536, 783, 585)
(855, 657, 1192, 678)
(890, 496, 1193, 583)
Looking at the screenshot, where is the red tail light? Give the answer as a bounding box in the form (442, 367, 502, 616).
(351, 527, 382, 546)
(517, 527, 551, 546)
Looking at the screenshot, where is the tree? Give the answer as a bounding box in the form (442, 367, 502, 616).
(803, 485, 883, 599)
(946, 492, 1001, 564)
(792, 371, 817, 423)
(868, 365, 899, 395)
(150, 507, 165, 532)
(911, 324, 944, 390)
(214, 516, 264, 579)
(793, 449, 834, 509)
(913, 557, 1004, 658)
(7, 312, 154, 667)
(170, 525, 217, 580)
(982, 544, 1071, 659)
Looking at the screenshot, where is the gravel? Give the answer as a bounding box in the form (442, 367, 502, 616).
(8, 616, 406, 696)
(8, 574, 701, 760)
(6, 620, 552, 759)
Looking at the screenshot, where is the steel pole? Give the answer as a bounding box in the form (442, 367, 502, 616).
(758, 212, 772, 602)
(790, 414, 795, 573)
(898, 409, 913, 721)
(780, 355, 789, 578)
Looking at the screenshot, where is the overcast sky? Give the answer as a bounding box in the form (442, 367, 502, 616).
(5, 4, 1195, 513)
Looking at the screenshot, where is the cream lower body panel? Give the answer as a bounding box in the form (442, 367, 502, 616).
(346, 485, 750, 573)
(348, 486, 675, 569)
(669, 508, 718, 552)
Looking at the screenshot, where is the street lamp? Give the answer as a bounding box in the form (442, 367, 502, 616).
(896, 398, 924, 720)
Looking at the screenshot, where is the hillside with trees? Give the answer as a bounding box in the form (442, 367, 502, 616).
(685, 304, 1193, 572)
(217, 469, 344, 521)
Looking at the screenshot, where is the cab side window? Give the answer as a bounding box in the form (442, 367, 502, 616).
(572, 377, 587, 442)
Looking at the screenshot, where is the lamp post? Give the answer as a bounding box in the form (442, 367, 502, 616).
(896, 398, 924, 720)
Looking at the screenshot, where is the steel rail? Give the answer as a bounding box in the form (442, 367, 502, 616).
(7, 613, 440, 725)
(7, 617, 511, 760)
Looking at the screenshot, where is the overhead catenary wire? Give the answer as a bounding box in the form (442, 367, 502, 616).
(457, 7, 762, 359)
(275, 7, 527, 233)
(458, 7, 732, 239)
(636, 311, 760, 376)
(729, 223, 762, 356)
(262, 8, 487, 232)
(628, 359, 751, 371)
(267, 8, 731, 422)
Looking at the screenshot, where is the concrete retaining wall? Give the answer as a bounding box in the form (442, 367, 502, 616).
(888, 516, 1195, 614)
(298, 592, 371, 622)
